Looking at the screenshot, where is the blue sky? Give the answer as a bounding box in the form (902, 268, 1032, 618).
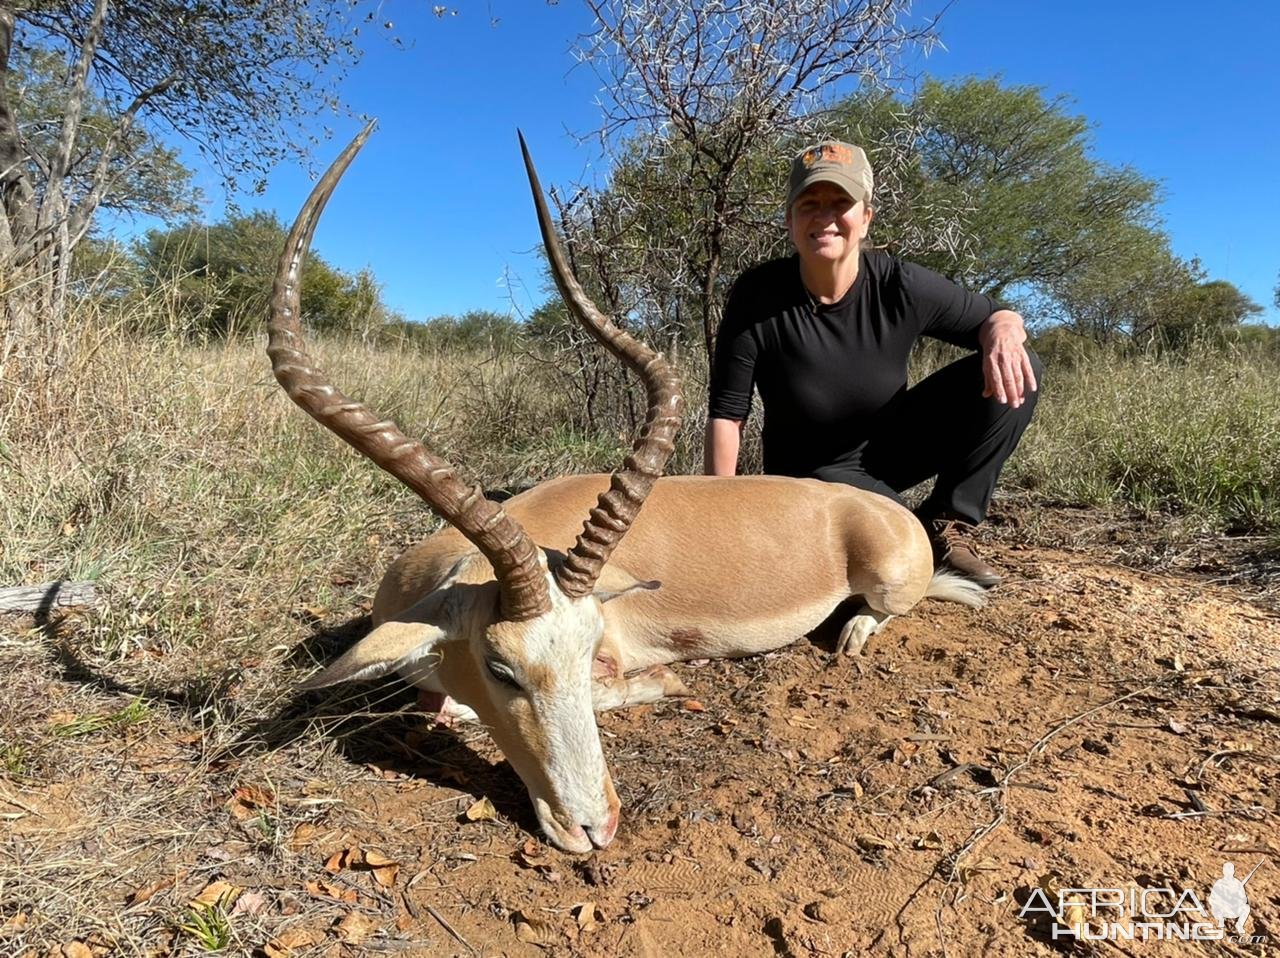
(191, 0, 1279, 325)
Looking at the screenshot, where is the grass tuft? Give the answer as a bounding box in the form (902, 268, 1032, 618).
(50, 696, 152, 738)
(176, 898, 234, 952)
(1006, 341, 1280, 537)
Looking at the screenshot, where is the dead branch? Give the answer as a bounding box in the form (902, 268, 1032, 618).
(0, 579, 97, 613)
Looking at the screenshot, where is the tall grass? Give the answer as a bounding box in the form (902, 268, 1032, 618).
(1007, 342, 1280, 536)
(2, 289, 1277, 669)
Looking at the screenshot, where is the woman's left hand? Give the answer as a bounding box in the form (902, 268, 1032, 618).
(978, 310, 1037, 408)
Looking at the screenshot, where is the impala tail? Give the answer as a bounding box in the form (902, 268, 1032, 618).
(925, 570, 988, 608)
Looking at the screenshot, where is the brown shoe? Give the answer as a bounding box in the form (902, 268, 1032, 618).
(923, 518, 1001, 588)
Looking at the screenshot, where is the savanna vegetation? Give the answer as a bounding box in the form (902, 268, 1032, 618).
(2, 1, 1278, 953)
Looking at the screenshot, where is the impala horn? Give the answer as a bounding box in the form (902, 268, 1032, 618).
(518, 133, 684, 598)
(268, 122, 551, 621)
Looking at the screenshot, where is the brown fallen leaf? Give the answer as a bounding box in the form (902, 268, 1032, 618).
(0, 912, 29, 933)
(1060, 897, 1089, 935)
(228, 783, 274, 820)
(288, 822, 318, 850)
(912, 831, 944, 851)
(125, 875, 177, 907)
(324, 846, 362, 874)
(59, 944, 93, 958)
(464, 797, 497, 822)
(228, 804, 254, 822)
(1035, 870, 1065, 897)
(304, 879, 357, 904)
(682, 699, 706, 712)
(855, 834, 894, 852)
(335, 912, 377, 944)
(231, 889, 269, 917)
(513, 839, 545, 868)
(259, 937, 290, 957)
(513, 911, 557, 946)
(190, 879, 240, 909)
(233, 784, 274, 808)
(369, 863, 399, 889)
(572, 901, 603, 932)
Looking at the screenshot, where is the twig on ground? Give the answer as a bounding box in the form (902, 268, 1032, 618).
(931, 680, 1167, 958)
(1160, 805, 1268, 821)
(1195, 748, 1260, 780)
(0, 789, 43, 817)
(424, 903, 477, 955)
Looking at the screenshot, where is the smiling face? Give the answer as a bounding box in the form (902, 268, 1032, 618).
(786, 181, 873, 267)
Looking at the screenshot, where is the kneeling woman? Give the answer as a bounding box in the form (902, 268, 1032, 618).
(705, 141, 1043, 588)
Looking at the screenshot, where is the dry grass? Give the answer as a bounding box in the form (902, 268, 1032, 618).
(1008, 341, 1280, 537)
(1, 293, 1278, 953)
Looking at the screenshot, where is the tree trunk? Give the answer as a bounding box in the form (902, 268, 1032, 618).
(0, 3, 38, 351)
(27, 0, 108, 336)
(699, 194, 727, 365)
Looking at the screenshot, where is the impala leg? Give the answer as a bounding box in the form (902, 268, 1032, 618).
(407, 661, 479, 727)
(415, 688, 480, 726)
(835, 605, 893, 657)
(592, 664, 690, 712)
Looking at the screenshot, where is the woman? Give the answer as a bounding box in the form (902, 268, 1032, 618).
(705, 141, 1042, 587)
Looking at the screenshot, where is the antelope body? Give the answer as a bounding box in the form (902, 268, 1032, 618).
(271, 125, 984, 855)
(375, 474, 976, 671)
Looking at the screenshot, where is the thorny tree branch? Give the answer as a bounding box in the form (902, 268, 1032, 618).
(559, 0, 949, 362)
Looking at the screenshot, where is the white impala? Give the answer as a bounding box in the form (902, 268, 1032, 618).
(270, 124, 985, 854)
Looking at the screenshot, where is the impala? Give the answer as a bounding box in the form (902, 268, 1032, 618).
(270, 123, 985, 854)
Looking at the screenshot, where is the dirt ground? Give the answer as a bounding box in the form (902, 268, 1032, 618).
(2, 504, 1278, 957)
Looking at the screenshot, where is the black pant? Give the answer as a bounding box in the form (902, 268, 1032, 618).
(810, 350, 1043, 525)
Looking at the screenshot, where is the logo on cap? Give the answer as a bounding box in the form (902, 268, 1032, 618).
(802, 143, 854, 168)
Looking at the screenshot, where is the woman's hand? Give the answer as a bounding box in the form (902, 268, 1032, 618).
(978, 310, 1038, 408)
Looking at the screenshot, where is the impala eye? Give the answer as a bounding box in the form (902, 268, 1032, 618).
(485, 658, 521, 690)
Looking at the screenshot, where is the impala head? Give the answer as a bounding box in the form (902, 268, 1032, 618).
(465, 567, 632, 852)
(270, 123, 682, 853)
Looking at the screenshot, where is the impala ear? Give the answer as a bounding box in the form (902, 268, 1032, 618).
(592, 565, 661, 604)
(298, 620, 447, 691)
(298, 558, 476, 691)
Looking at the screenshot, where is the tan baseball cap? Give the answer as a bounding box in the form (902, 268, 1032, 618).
(786, 140, 874, 210)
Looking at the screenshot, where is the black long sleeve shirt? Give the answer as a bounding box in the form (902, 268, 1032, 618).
(708, 251, 1004, 477)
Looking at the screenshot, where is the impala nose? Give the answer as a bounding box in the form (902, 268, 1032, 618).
(585, 808, 619, 849)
